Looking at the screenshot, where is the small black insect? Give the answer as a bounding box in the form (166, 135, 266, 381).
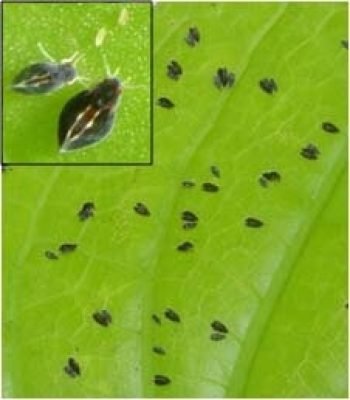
(134, 202, 151, 216)
(185, 26, 200, 47)
(202, 182, 220, 192)
(167, 60, 183, 81)
(92, 310, 112, 327)
(157, 97, 175, 109)
(245, 217, 264, 228)
(154, 374, 171, 386)
(13, 43, 80, 95)
(210, 165, 221, 178)
(182, 180, 196, 188)
(322, 122, 339, 134)
(211, 320, 229, 334)
(259, 78, 278, 94)
(183, 221, 197, 230)
(64, 357, 80, 378)
(164, 308, 181, 323)
(44, 250, 59, 260)
(259, 170, 281, 187)
(300, 144, 320, 160)
(152, 346, 166, 355)
(152, 314, 161, 325)
(210, 332, 226, 341)
(341, 39, 348, 49)
(262, 171, 281, 182)
(78, 202, 95, 221)
(58, 78, 122, 152)
(177, 241, 194, 252)
(181, 210, 198, 222)
(58, 243, 78, 254)
(214, 68, 235, 89)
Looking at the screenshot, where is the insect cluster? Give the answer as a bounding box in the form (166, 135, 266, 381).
(12, 43, 122, 152)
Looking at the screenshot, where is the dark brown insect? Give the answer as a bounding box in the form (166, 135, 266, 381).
(157, 97, 174, 109)
(167, 60, 182, 81)
(78, 202, 95, 221)
(152, 346, 166, 355)
(152, 314, 161, 325)
(300, 144, 320, 160)
(92, 310, 112, 327)
(154, 374, 171, 386)
(164, 308, 181, 323)
(58, 78, 122, 152)
(182, 180, 195, 188)
(259, 171, 281, 187)
(181, 210, 198, 222)
(177, 241, 194, 252)
(44, 250, 59, 260)
(185, 27, 200, 47)
(202, 182, 220, 192)
(210, 332, 226, 341)
(211, 320, 229, 334)
(64, 357, 81, 378)
(322, 122, 339, 134)
(58, 243, 78, 253)
(245, 217, 264, 228)
(214, 68, 235, 89)
(134, 202, 151, 216)
(259, 78, 278, 94)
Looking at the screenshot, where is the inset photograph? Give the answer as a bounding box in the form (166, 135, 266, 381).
(3, 2, 151, 165)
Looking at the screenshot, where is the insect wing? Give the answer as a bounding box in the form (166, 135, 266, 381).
(12, 63, 61, 94)
(58, 89, 117, 152)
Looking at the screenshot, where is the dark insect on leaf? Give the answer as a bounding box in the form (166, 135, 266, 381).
(92, 310, 112, 327)
(58, 243, 78, 254)
(259, 78, 278, 94)
(210, 332, 226, 341)
(78, 202, 95, 221)
(154, 374, 171, 386)
(12, 61, 78, 95)
(157, 97, 174, 109)
(300, 144, 320, 160)
(167, 60, 183, 81)
(262, 171, 281, 182)
(181, 210, 198, 222)
(152, 346, 166, 355)
(185, 26, 200, 47)
(182, 180, 196, 188)
(64, 357, 80, 378)
(341, 39, 348, 49)
(177, 241, 194, 252)
(211, 320, 229, 334)
(164, 308, 181, 323)
(202, 182, 220, 192)
(322, 122, 339, 134)
(44, 250, 59, 260)
(58, 78, 122, 152)
(345, 302, 348, 309)
(152, 314, 161, 325)
(210, 165, 221, 178)
(214, 68, 235, 89)
(133, 202, 151, 216)
(245, 217, 264, 228)
(183, 221, 197, 230)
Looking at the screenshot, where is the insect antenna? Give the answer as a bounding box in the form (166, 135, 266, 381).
(37, 42, 56, 62)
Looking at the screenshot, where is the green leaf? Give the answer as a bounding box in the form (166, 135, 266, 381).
(3, 2, 347, 397)
(3, 3, 151, 163)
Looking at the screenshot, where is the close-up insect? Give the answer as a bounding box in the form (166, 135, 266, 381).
(58, 77, 122, 152)
(12, 42, 82, 95)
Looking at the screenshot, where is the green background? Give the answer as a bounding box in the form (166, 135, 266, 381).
(3, 3, 151, 164)
(3, 2, 348, 398)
